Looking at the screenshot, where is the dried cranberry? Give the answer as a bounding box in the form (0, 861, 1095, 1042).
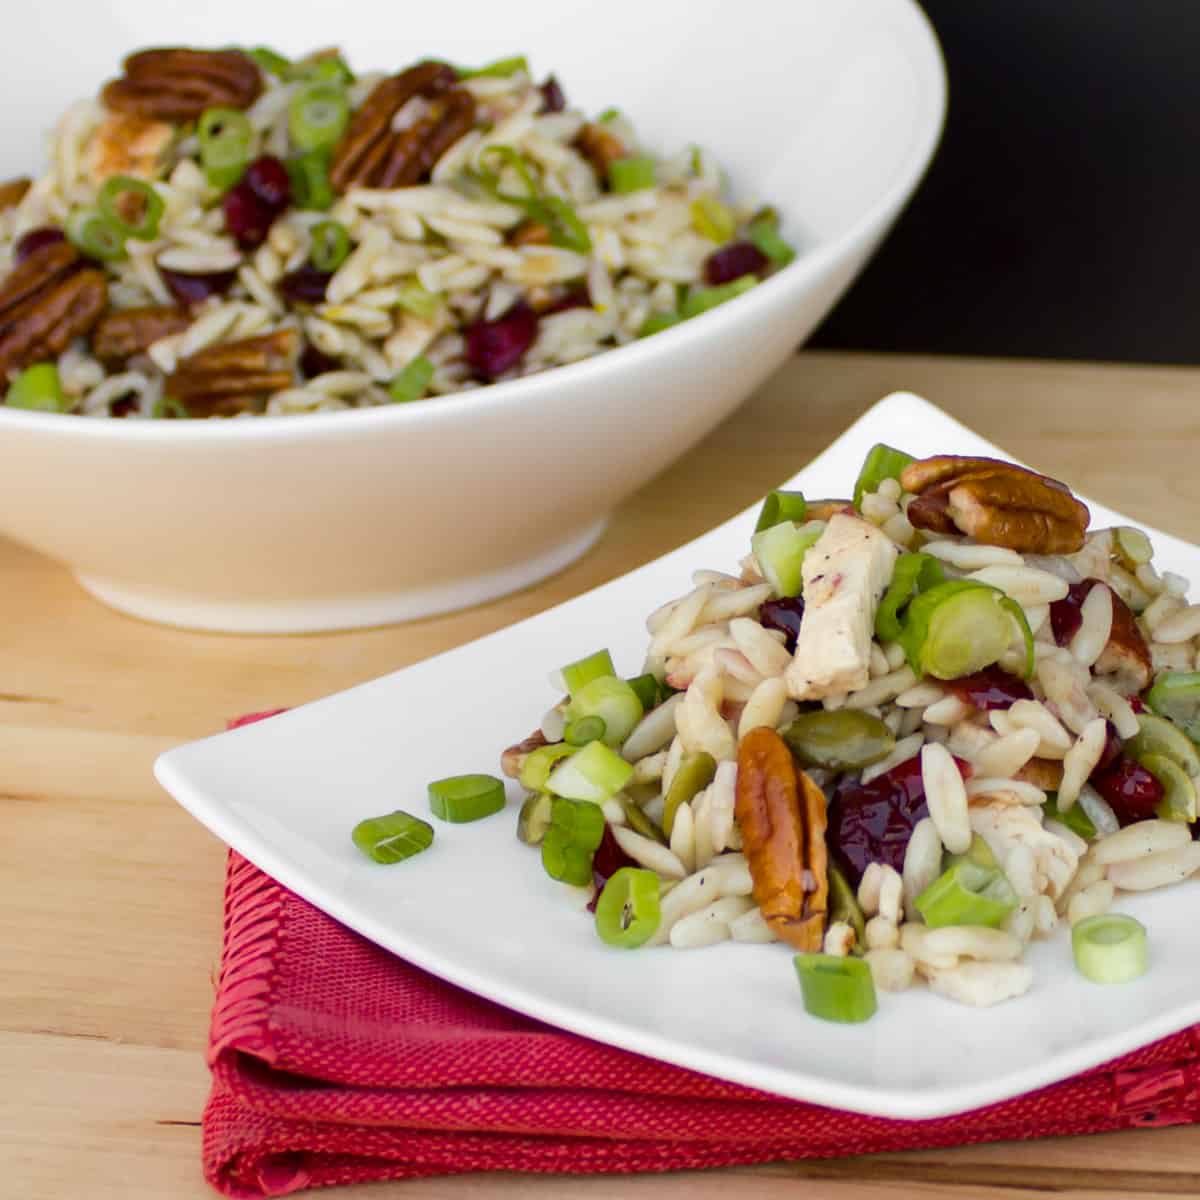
(585, 825, 638, 913)
(758, 597, 805, 654)
(223, 183, 274, 249)
(946, 665, 1033, 711)
(703, 240, 769, 286)
(278, 265, 333, 305)
(1094, 720, 1124, 775)
(110, 396, 139, 418)
(243, 155, 291, 211)
(1091, 756, 1164, 826)
(161, 267, 237, 307)
(14, 226, 65, 263)
(465, 300, 537, 379)
(1129, 695, 1146, 713)
(1049, 579, 1092, 645)
(539, 75, 566, 114)
(300, 344, 339, 379)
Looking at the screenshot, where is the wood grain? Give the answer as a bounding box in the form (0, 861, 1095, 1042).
(3, 351, 1199, 1198)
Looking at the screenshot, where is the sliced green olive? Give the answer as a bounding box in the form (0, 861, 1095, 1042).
(618, 795, 667, 844)
(517, 792, 554, 846)
(781, 710, 895, 772)
(827, 864, 866, 951)
(662, 751, 717, 836)
(1140, 753, 1198, 823)
(1127, 713, 1200, 778)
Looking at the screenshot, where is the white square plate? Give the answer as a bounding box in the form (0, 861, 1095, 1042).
(155, 392, 1200, 1119)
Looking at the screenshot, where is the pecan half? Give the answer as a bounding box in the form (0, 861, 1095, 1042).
(92, 305, 191, 365)
(0, 242, 107, 377)
(1093, 582, 1153, 693)
(902, 455, 1090, 554)
(500, 729, 549, 779)
(735, 727, 829, 951)
(330, 62, 476, 193)
(0, 177, 30, 210)
(574, 123, 626, 178)
(102, 48, 262, 122)
(166, 328, 297, 417)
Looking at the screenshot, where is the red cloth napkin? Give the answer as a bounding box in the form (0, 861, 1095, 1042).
(204, 849, 1200, 1197)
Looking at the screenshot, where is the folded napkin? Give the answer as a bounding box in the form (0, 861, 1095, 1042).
(204, 847, 1200, 1197)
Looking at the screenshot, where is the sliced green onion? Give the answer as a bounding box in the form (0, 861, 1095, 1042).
(1045, 791, 1097, 841)
(247, 46, 293, 77)
(152, 395, 190, 420)
(457, 54, 529, 79)
(679, 274, 756, 318)
(1127, 712, 1200, 777)
(754, 488, 807, 533)
(545, 738, 634, 802)
(899, 580, 1029, 680)
(781, 710, 895, 773)
(287, 149, 335, 211)
(688, 144, 704, 175)
(560, 648, 616, 697)
(476, 146, 591, 253)
(625, 674, 663, 712)
(1072, 913, 1148, 984)
(1140, 753, 1198, 822)
(1113, 526, 1153, 568)
(915, 859, 1017, 928)
(198, 107, 254, 191)
(6, 363, 68, 412)
(541, 796, 605, 886)
(853, 443, 915, 508)
(517, 791, 554, 846)
(595, 867, 661, 948)
(393, 279, 442, 319)
(518, 742, 577, 792)
(564, 715, 607, 746)
(638, 310, 682, 338)
(310, 219, 351, 272)
(427, 773, 506, 823)
(352, 810, 434, 863)
(1146, 672, 1200, 743)
(597, 106, 621, 123)
(567, 675, 644, 748)
(388, 355, 435, 404)
(663, 751, 716, 836)
(539, 195, 591, 253)
(304, 56, 354, 85)
(289, 82, 350, 153)
(751, 520, 822, 598)
(955, 833, 1000, 871)
(746, 216, 796, 267)
(690, 194, 735, 242)
(65, 208, 126, 261)
(98, 175, 164, 241)
(875, 552, 944, 642)
(999, 594, 1036, 680)
(479, 144, 540, 201)
(794, 954, 877, 1023)
(609, 155, 656, 194)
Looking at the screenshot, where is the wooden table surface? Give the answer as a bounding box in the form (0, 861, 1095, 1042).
(4, 350, 1200, 1200)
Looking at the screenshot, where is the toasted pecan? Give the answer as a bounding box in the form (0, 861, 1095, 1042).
(500, 729, 549, 779)
(166, 328, 297, 417)
(735, 727, 828, 951)
(574, 123, 626, 178)
(0, 243, 107, 377)
(92, 305, 191, 364)
(329, 61, 469, 193)
(102, 48, 262, 122)
(902, 455, 1090, 554)
(0, 177, 30, 211)
(1092, 582, 1153, 693)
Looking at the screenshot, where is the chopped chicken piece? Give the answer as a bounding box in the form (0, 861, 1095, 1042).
(969, 801, 1079, 899)
(85, 111, 175, 183)
(784, 513, 898, 700)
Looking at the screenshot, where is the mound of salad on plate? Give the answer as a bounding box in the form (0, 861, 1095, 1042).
(488, 446, 1200, 1022)
(0, 45, 793, 417)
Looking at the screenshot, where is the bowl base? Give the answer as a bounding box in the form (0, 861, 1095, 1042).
(75, 518, 608, 634)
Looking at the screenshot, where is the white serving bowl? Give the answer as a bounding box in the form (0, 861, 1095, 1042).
(0, 0, 944, 632)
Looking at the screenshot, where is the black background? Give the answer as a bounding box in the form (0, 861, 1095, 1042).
(809, 1, 1200, 363)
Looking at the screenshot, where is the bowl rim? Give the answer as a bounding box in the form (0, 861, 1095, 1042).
(0, 0, 946, 445)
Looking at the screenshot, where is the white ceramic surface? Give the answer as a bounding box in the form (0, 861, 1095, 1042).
(156, 392, 1200, 1119)
(0, 0, 945, 632)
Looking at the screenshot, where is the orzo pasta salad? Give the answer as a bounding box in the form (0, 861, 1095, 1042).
(495, 446, 1200, 1021)
(0, 45, 794, 418)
